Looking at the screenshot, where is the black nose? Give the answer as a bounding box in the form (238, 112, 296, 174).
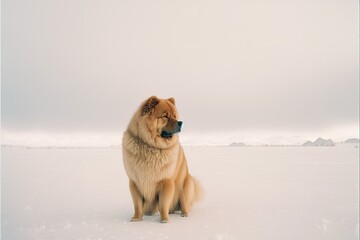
(177, 121, 183, 127)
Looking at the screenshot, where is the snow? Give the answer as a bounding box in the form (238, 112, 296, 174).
(345, 138, 360, 144)
(2, 146, 359, 240)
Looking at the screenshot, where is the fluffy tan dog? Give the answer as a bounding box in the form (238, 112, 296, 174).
(122, 96, 202, 223)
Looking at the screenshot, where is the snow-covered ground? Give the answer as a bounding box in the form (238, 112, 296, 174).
(1, 146, 359, 240)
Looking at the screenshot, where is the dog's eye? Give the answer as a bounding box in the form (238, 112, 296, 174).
(162, 115, 168, 120)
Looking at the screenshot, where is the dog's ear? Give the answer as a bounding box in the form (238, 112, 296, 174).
(142, 96, 159, 115)
(168, 97, 175, 105)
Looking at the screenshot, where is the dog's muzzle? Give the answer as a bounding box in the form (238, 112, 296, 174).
(161, 121, 183, 138)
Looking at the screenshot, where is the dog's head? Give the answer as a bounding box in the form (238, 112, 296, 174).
(131, 96, 183, 148)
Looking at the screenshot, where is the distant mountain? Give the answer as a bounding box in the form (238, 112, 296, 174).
(302, 138, 334, 147)
(313, 138, 334, 146)
(344, 138, 359, 144)
(302, 141, 314, 146)
(229, 142, 247, 147)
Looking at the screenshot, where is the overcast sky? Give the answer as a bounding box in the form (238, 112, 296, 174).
(2, 0, 359, 143)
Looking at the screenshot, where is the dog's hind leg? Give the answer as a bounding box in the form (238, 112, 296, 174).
(144, 199, 158, 216)
(179, 175, 193, 217)
(169, 202, 180, 214)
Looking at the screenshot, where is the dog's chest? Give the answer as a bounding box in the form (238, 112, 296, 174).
(123, 145, 179, 198)
(137, 150, 177, 180)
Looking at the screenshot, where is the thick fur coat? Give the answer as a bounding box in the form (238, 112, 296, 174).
(122, 96, 202, 223)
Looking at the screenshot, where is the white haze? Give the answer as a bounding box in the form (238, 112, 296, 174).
(1, 0, 359, 145)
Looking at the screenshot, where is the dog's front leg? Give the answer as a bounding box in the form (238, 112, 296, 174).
(158, 179, 175, 223)
(129, 179, 144, 222)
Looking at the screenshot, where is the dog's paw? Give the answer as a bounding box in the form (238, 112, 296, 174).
(130, 217, 142, 222)
(160, 218, 169, 223)
(181, 213, 188, 217)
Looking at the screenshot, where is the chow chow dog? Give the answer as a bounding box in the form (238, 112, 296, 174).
(122, 96, 202, 223)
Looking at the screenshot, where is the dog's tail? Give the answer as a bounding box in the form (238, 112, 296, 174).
(182, 174, 203, 210)
(190, 175, 203, 203)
